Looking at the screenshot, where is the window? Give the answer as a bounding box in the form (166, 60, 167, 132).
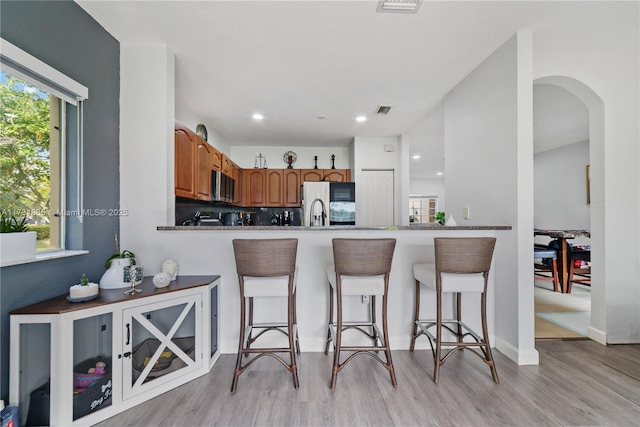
(1, 38, 88, 255)
(1, 71, 61, 251)
(409, 195, 438, 223)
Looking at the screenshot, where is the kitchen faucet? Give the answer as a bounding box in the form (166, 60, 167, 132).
(309, 198, 327, 226)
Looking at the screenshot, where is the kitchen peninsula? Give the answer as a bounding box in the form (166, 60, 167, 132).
(156, 224, 511, 356)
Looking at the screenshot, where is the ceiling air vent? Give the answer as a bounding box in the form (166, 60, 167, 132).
(375, 106, 392, 115)
(377, 0, 421, 14)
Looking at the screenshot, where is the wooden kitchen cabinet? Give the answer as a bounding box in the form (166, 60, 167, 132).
(283, 169, 301, 206)
(265, 169, 284, 206)
(243, 169, 267, 207)
(301, 169, 351, 183)
(211, 147, 223, 171)
(174, 126, 196, 199)
(10, 276, 220, 427)
(175, 124, 216, 201)
(221, 154, 233, 175)
(242, 169, 299, 207)
(323, 169, 350, 182)
(301, 169, 324, 182)
(194, 140, 213, 201)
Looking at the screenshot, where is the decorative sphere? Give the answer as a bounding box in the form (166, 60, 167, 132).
(153, 272, 172, 288)
(161, 259, 178, 280)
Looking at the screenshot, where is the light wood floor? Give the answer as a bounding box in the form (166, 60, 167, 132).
(535, 283, 591, 339)
(95, 341, 639, 426)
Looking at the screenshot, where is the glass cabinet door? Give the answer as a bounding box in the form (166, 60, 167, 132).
(72, 313, 113, 421)
(122, 294, 202, 400)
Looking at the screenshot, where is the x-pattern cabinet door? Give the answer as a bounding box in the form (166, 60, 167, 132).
(121, 293, 202, 400)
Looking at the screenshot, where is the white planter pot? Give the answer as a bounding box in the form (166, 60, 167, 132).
(0, 231, 37, 264)
(99, 258, 132, 289)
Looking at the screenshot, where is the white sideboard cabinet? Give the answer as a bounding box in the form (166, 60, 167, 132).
(10, 275, 220, 427)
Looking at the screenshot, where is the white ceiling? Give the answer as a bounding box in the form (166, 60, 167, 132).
(76, 0, 634, 177)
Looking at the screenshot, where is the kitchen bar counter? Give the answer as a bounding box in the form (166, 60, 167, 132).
(158, 225, 512, 231)
(151, 224, 513, 360)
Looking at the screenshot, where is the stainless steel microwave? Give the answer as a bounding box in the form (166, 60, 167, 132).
(212, 170, 235, 203)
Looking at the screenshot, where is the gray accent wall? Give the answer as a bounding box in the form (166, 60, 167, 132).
(0, 0, 120, 400)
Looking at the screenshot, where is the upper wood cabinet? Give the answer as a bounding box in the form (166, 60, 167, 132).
(323, 169, 350, 182)
(221, 154, 233, 175)
(242, 169, 266, 207)
(211, 147, 223, 171)
(301, 169, 351, 183)
(174, 124, 216, 201)
(174, 126, 196, 199)
(283, 169, 301, 207)
(301, 169, 323, 182)
(194, 140, 213, 201)
(241, 169, 301, 207)
(265, 169, 284, 206)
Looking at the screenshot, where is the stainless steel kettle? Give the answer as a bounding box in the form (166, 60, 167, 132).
(223, 212, 240, 226)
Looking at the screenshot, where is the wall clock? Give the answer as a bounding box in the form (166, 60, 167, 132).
(196, 124, 208, 141)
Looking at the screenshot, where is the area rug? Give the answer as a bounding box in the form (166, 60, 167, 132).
(535, 312, 590, 336)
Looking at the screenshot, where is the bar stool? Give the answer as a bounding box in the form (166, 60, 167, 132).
(534, 244, 560, 292)
(324, 238, 397, 389)
(231, 238, 300, 393)
(410, 237, 499, 384)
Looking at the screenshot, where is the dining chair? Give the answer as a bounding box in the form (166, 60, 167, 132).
(534, 244, 560, 292)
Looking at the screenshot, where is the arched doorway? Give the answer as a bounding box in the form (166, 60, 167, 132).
(533, 76, 605, 343)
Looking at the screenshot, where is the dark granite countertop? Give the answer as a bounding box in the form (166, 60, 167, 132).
(158, 225, 512, 231)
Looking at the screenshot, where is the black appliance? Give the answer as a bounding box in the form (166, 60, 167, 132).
(211, 170, 235, 203)
(329, 182, 355, 225)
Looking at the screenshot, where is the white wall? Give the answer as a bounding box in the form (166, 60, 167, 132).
(443, 33, 537, 364)
(119, 43, 176, 241)
(534, 140, 591, 246)
(230, 146, 350, 170)
(409, 177, 445, 212)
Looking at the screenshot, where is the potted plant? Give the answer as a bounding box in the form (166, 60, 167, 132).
(69, 273, 99, 300)
(435, 211, 446, 226)
(99, 232, 137, 289)
(0, 212, 37, 264)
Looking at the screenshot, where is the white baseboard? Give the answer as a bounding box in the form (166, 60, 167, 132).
(588, 326, 606, 344)
(495, 336, 540, 365)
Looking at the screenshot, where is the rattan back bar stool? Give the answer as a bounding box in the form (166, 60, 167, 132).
(231, 238, 300, 393)
(410, 237, 499, 384)
(324, 238, 397, 389)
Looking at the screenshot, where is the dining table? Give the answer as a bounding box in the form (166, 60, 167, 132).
(534, 229, 591, 293)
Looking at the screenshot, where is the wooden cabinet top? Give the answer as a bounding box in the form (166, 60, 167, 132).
(10, 275, 219, 316)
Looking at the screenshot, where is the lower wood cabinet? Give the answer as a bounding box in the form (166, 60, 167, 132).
(9, 276, 220, 427)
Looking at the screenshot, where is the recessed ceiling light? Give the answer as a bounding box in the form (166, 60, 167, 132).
(436, 172, 443, 176)
(252, 113, 264, 120)
(356, 116, 367, 122)
(412, 155, 421, 159)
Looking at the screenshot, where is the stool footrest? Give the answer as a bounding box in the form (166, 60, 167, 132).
(416, 319, 484, 344)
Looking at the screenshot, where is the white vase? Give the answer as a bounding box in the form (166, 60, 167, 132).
(445, 214, 457, 226)
(0, 231, 36, 265)
(99, 258, 132, 289)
